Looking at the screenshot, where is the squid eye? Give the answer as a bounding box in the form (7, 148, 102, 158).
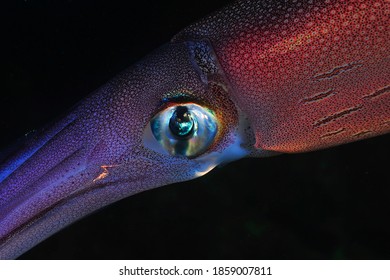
(149, 103, 218, 158)
(169, 106, 195, 139)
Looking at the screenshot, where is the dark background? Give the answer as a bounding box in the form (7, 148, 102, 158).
(1, 0, 389, 259)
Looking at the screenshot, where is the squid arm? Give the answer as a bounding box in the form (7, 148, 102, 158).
(0, 0, 389, 259)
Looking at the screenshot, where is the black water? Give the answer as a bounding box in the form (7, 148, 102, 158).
(2, 0, 389, 259)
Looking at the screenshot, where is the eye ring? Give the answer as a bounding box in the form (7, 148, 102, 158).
(146, 102, 219, 158)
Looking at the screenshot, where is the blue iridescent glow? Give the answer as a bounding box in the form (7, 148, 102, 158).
(150, 103, 218, 157)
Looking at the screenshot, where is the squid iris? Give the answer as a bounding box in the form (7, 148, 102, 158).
(148, 102, 219, 158)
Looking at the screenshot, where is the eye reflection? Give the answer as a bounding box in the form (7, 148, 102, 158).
(150, 103, 218, 158)
(169, 106, 195, 139)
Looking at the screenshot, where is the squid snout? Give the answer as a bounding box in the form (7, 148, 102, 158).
(0, 41, 252, 259)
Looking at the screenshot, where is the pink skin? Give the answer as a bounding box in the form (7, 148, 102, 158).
(175, 0, 389, 152)
(0, 0, 389, 259)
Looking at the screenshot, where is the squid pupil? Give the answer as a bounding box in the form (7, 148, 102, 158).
(169, 106, 194, 138)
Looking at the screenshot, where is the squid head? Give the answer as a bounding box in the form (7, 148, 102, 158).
(0, 40, 263, 259)
(1, 0, 389, 259)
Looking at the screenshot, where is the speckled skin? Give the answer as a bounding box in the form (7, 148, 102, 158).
(0, 42, 240, 259)
(175, 0, 390, 152)
(0, 0, 389, 259)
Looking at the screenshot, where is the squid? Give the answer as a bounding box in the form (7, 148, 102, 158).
(1, 0, 389, 259)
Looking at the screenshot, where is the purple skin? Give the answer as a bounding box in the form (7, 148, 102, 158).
(1, 0, 389, 259)
(0, 43, 241, 259)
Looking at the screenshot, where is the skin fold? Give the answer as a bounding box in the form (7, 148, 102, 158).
(1, 0, 389, 259)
